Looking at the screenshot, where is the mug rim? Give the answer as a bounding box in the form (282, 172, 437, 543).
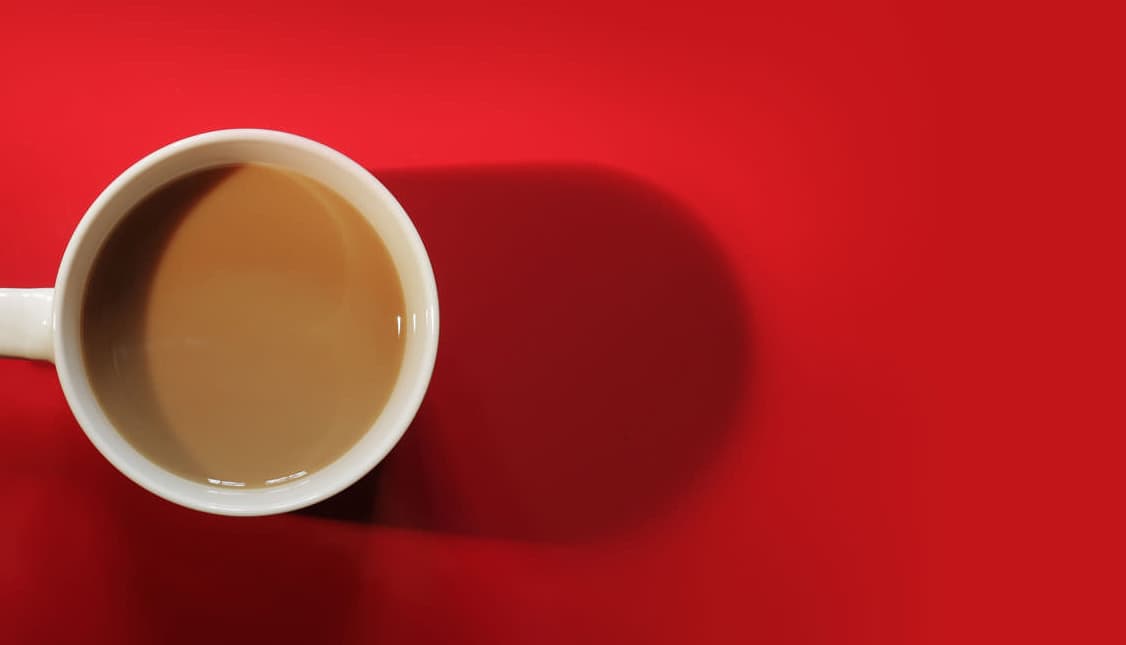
(52, 129, 440, 515)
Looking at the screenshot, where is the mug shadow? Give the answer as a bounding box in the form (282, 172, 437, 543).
(108, 490, 366, 644)
(299, 164, 750, 542)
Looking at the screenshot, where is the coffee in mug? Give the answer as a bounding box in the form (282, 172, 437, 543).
(82, 163, 406, 488)
(0, 130, 439, 515)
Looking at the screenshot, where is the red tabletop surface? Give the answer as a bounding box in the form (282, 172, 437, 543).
(1, 2, 1121, 644)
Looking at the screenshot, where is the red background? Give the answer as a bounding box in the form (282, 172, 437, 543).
(1, 2, 1121, 644)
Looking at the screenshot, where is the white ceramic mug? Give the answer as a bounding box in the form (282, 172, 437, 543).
(0, 129, 439, 515)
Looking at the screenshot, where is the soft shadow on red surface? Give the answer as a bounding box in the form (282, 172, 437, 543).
(301, 165, 749, 542)
(108, 493, 366, 644)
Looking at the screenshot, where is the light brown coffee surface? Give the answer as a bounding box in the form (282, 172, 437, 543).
(82, 163, 405, 487)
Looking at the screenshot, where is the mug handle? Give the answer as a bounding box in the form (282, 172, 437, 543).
(0, 288, 55, 362)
